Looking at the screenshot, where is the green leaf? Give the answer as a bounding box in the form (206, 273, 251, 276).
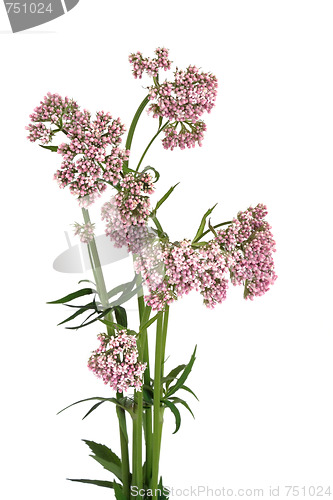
(164, 364, 186, 390)
(158, 476, 170, 500)
(57, 396, 132, 416)
(90, 456, 122, 482)
(107, 277, 137, 300)
(114, 482, 127, 500)
(162, 399, 181, 434)
(83, 440, 121, 466)
(166, 346, 197, 397)
(114, 306, 128, 328)
(180, 385, 199, 401)
(40, 144, 58, 152)
(65, 308, 112, 330)
(109, 284, 143, 308)
(57, 301, 97, 326)
(168, 397, 195, 418)
(67, 478, 115, 489)
(192, 204, 218, 243)
(47, 288, 95, 304)
(82, 401, 106, 420)
(153, 183, 180, 213)
(78, 279, 96, 286)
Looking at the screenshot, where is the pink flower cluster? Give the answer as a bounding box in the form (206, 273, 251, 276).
(140, 239, 229, 311)
(26, 93, 129, 204)
(73, 222, 95, 243)
(129, 48, 218, 150)
(216, 204, 277, 300)
(148, 65, 218, 122)
(138, 204, 276, 310)
(162, 121, 207, 150)
(129, 47, 171, 79)
(102, 173, 155, 251)
(88, 331, 146, 393)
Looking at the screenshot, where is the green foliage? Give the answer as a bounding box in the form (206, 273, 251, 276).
(83, 440, 122, 481)
(40, 144, 58, 152)
(47, 287, 95, 304)
(166, 346, 197, 397)
(192, 204, 218, 243)
(67, 478, 115, 489)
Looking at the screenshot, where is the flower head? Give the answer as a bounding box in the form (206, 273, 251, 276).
(26, 93, 129, 205)
(129, 47, 171, 79)
(216, 204, 277, 299)
(88, 330, 146, 393)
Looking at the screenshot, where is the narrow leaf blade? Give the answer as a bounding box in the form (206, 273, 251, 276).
(166, 346, 197, 397)
(193, 204, 218, 242)
(162, 399, 181, 434)
(47, 288, 94, 304)
(67, 478, 114, 489)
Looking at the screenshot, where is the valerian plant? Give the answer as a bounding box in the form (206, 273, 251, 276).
(26, 48, 277, 500)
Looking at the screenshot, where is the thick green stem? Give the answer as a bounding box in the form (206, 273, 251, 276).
(81, 208, 115, 335)
(81, 208, 130, 496)
(116, 394, 131, 499)
(151, 313, 164, 496)
(132, 289, 151, 494)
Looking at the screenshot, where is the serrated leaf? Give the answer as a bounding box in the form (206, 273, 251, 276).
(162, 399, 181, 434)
(40, 144, 58, 152)
(47, 288, 95, 304)
(67, 478, 114, 489)
(192, 204, 218, 243)
(83, 440, 121, 467)
(166, 346, 197, 397)
(90, 456, 122, 482)
(114, 482, 127, 500)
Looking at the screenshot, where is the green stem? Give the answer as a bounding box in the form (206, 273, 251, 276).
(116, 393, 131, 499)
(81, 208, 130, 495)
(151, 313, 164, 496)
(124, 95, 150, 170)
(136, 121, 169, 172)
(161, 305, 169, 378)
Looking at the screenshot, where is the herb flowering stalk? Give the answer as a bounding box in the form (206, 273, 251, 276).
(26, 48, 277, 500)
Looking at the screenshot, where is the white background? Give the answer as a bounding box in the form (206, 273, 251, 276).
(1, 1, 333, 499)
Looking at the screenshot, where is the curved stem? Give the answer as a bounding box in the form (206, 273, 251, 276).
(124, 95, 150, 170)
(136, 121, 169, 172)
